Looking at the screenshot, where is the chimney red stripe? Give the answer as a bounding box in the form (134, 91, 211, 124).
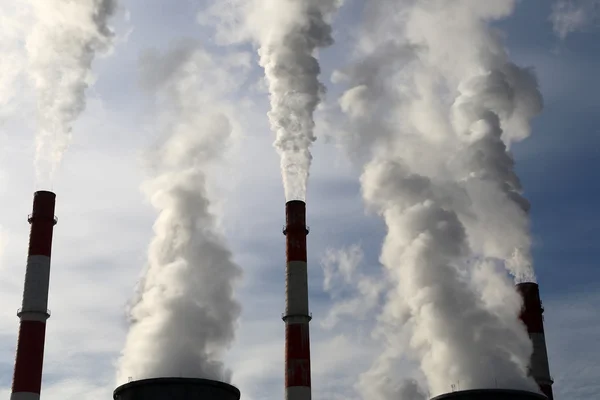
(285, 201, 308, 262)
(12, 321, 46, 393)
(285, 323, 311, 387)
(27, 191, 55, 257)
(286, 233, 307, 262)
(540, 384, 554, 400)
(28, 223, 55, 257)
(516, 282, 553, 400)
(517, 283, 545, 333)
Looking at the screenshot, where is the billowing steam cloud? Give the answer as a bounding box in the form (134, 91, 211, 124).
(200, 0, 340, 200)
(359, 161, 535, 395)
(451, 64, 542, 282)
(258, 0, 339, 200)
(334, 0, 542, 397)
(27, 0, 116, 185)
(116, 43, 245, 384)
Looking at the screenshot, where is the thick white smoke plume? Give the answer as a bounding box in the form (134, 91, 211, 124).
(258, 0, 340, 200)
(27, 0, 116, 185)
(334, 0, 542, 397)
(200, 0, 340, 200)
(116, 43, 244, 384)
(359, 162, 535, 395)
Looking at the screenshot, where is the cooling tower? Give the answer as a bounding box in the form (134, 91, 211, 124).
(113, 378, 241, 400)
(430, 389, 547, 400)
(516, 283, 554, 400)
(11, 191, 57, 400)
(283, 200, 312, 400)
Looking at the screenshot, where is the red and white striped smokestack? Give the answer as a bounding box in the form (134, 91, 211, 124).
(11, 191, 57, 400)
(283, 200, 312, 400)
(516, 282, 554, 400)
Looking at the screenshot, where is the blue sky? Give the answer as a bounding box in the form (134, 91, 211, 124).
(499, 1, 600, 296)
(0, 1, 598, 400)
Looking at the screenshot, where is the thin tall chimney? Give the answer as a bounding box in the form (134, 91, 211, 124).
(283, 200, 312, 400)
(11, 191, 57, 400)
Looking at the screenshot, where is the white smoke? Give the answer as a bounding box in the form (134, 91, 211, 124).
(0, 2, 30, 122)
(357, 352, 427, 400)
(322, 244, 364, 292)
(551, 0, 600, 38)
(359, 161, 535, 395)
(334, 0, 542, 397)
(259, 0, 339, 201)
(451, 65, 542, 282)
(199, 0, 341, 201)
(26, 0, 117, 185)
(116, 43, 246, 384)
(320, 244, 386, 330)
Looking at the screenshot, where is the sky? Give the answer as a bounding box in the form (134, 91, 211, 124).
(0, 1, 599, 400)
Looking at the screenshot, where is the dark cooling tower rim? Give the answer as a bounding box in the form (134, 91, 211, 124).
(286, 200, 306, 205)
(113, 377, 241, 398)
(430, 388, 547, 400)
(516, 282, 539, 287)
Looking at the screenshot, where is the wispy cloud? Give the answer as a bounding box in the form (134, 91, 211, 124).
(551, 0, 600, 38)
(320, 244, 385, 330)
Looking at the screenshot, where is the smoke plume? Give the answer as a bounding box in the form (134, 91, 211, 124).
(258, 0, 339, 200)
(200, 0, 340, 200)
(334, 0, 542, 396)
(116, 43, 244, 384)
(27, 0, 117, 185)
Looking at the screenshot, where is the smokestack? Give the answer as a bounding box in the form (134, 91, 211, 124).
(516, 283, 554, 400)
(11, 191, 57, 400)
(283, 200, 312, 400)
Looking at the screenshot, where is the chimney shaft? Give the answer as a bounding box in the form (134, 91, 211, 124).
(516, 282, 554, 400)
(283, 200, 311, 400)
(11, 191, 57, 400)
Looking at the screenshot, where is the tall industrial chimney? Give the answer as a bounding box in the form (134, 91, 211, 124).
(283, 200, 312, 400)
(11, 191, 57, 400)
(516, 282, 553, 400)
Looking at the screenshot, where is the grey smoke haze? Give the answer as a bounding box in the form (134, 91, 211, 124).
(200, 0, 340, 201)
(116, 43, 244, 384)
(0, 4, 29, 121)
(551, 0, 600, 38)
(333, 0, 541, 397)
(396, 379, 427, 400)
(27, 0, 117, 185)
(357, 351, 427, 400)
(320, 245, 386, 330)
